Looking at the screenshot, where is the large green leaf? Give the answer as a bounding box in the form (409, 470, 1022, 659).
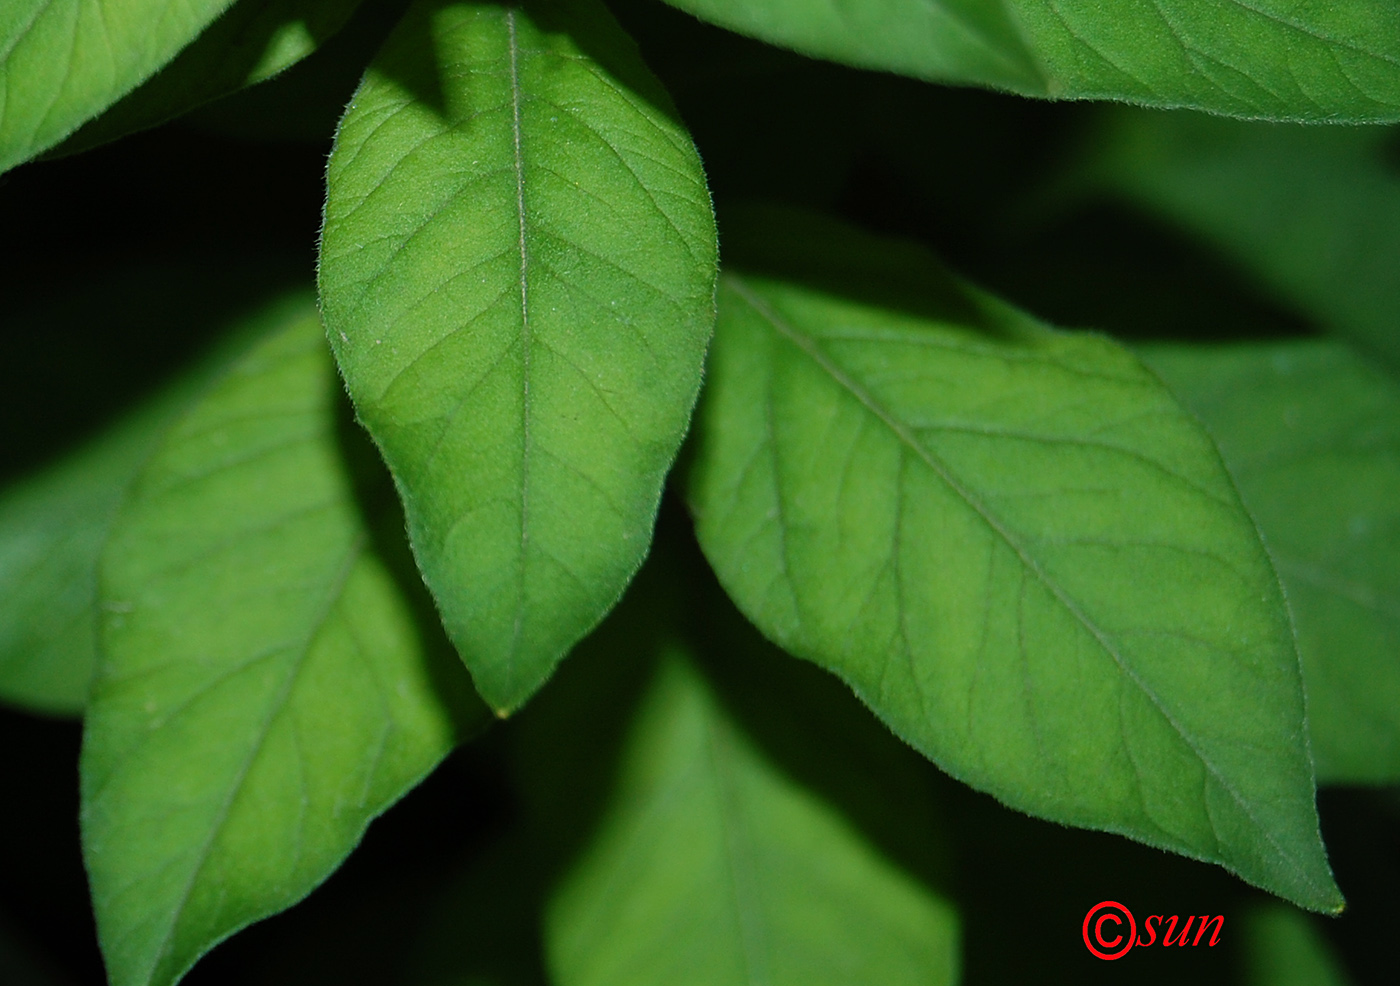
(663, 0, 1400, 122)
(1144, 340, 1400, 785)
(52, 0, 364, 157)
(688, 207, 1341, 912)
(319, 0, 718, 714)
(547, 649, 959, 986)
(0, 0, 235, 171)
(81, 299, 478, 986)
(1089, 111, 1400, 363)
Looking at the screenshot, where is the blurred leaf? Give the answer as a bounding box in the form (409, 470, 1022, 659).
(1090, 111, 1400, 363)
(1243, 903, 1354, 986)
(0, 388, 182, 715)
(52, 0, 364, 157)
(0, 0, 236, 171)
(662, 0, 1400, 122)
(688, 206, 1341, 913)
(319, 0, 718, 714)
(81, 298, 481, 986)
(0, 287, 297, 716)
(1143, 340, 1400, 785)
(547, 648, 959, 986)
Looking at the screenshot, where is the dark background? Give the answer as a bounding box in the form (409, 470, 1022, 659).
(2, 1, 1395, 983)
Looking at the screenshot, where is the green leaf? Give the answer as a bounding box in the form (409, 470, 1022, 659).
(662, 0, 1400, 122)
(0, 297, 275, 717)
(1143, 340, 1400, 785)
(81, 298, 479, 986)
(687, 206, 1341, 913)
(319, 0, 718, 714)
(51, 0, 364, 157)
(547, 649, 959, 986)
(1243, 903, 1355, 986)
(0, 0, 235, 171)
(0, 396, 175, 716)
(1088, 112, 1400, 364)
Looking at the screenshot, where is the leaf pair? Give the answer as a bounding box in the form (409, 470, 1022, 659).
(317, 1, 1342, 916)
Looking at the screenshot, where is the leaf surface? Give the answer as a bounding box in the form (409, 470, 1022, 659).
(52, 0, 363, 156)
(0, 0, 235, 171)
(82, 299, 476, 986)
(1145, 340, 1400, 785)
(319, 0, 717, 713)
(688, 207, 1341, 912)
(1090, 112, 1400, 364)
(663, 0, 1400, 121)
(547, 650, 959, 986)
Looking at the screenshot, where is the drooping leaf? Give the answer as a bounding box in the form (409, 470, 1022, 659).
(662, 0, 1400, 122)
(688, 206, 1341, 912)
(319, 0, 718, 714)
(0, 0, 235, 171)
(81, 298, 480, 986)
(547, 649, 959, 986)
(1143, 340, 1400, 785)
(51, 0, 365, 157)
(1243, 903, 1355, 986)
(1089, 111, 1400, 363)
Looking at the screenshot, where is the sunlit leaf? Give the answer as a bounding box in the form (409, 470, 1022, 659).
(663, 0, 1400, 122)
(547, 649, 959, 986)
(0, 0, 234, 171)
(688, 207, 1341, 912)
(52, 0, 364, 157)
(82, 298, 479, 986)
(319, 0, 718, 714)
(1144, 340, 1400, 785)
(1090, 111, 1400, 363)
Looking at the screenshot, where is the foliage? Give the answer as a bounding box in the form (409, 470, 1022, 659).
(2, 0, 1399, 984)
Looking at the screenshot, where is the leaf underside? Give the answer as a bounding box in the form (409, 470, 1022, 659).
(547, 651, 959, 986)
(1145, 340, 1400, 785)
(319, 0, 718, 713)
(664, 0, 1400, 121)
(688, 208, 1341, 912)
(82, 301, 470, 986)
(0, 0, 235, 171)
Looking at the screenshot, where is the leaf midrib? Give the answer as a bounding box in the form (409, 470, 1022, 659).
(505, 6, 533, 694)
(724, 273, 1323, 897)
